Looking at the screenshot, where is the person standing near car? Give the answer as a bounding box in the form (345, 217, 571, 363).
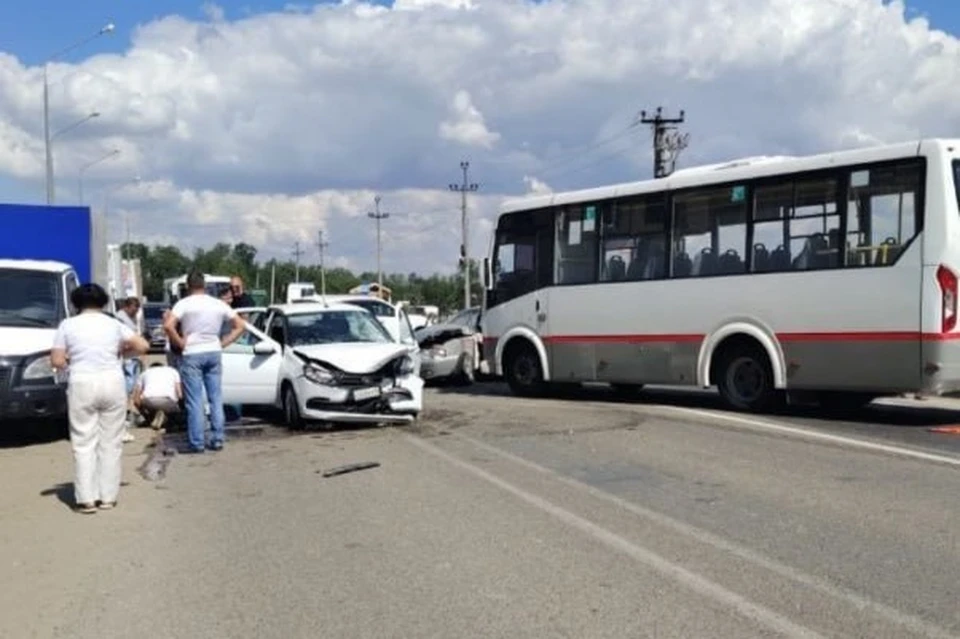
(116, 296, 142, 442)
(230, 275, 255, 310)
(164, 271, 244, 453)
(50, 283, 149, 513)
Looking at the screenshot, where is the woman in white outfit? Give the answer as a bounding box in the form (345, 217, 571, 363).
(50, 283, 149, 514)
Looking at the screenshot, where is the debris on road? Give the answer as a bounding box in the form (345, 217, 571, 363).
(319, 462, 381, 478)
(138, 433, 178, 481)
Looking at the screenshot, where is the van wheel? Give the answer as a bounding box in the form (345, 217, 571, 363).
(504, 341, 544, 397)
(283, 385, 304, 430)
(716, 343, 778, 412)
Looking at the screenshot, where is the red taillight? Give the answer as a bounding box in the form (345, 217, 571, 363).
(937, 265, 958, 333)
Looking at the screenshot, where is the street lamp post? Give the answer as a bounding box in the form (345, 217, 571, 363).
(78, 148, 120, 204)
(42, 22, 115, 204)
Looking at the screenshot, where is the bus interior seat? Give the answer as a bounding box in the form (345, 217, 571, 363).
(752, 243, 771, 272)
(770, 244, 790, 271)
(876, 237, 901, 265)
(643, 244, 666, 279)
(693, 247, 717, 276)
(673, 252, 693, 277)
(795, 233, 831, 270)
(717, 249, 743, 274)
(606, 255, 626, 281)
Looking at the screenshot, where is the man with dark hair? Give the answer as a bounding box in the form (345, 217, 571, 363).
(163, 270, 245, 453)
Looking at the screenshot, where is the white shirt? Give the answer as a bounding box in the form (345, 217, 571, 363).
(171, 293, 237, 355)
(139, 366, 181, 401)
(116, 311, 137, 331)
(53, 312, 135, 376)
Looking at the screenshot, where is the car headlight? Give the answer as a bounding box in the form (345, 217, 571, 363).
(23, 354, 55, 381)
(429, 347, 447, 358)
(303, 362, 335, 385)
(396, 355, 416, 375)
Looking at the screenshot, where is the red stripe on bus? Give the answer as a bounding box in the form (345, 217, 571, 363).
(484, 331, 960, 344)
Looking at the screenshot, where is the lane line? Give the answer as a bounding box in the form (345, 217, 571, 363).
(405, 434, 824, 639)
(661, 406, 960, 468)
(456, 433, 959, 639)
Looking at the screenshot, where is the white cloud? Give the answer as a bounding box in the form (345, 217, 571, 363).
(522, 175, 552, 195)
(439, 89, 501, 149)
(1, 0, 959, 277)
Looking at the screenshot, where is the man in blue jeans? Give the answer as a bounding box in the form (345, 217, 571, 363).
(163, 271, 244, 453)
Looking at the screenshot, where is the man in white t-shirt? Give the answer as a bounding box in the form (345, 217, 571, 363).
(133, 362, 182, 430)
(163, 271, 245, 453)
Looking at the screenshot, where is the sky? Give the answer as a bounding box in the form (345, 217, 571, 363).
(0, 0, 959, 275)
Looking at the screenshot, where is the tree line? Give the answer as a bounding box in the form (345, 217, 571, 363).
(121, 241, 483, 314)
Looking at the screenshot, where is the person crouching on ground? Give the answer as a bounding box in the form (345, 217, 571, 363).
(133, 362, 182, 431)
(163, 271, 244, 453)
(50, 283, 149, 514)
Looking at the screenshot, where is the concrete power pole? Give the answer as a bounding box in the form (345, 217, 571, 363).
(639, 106, 689, 178)
(449, 161, 479, 309)
(367, 195, 389, 289)
(292, 241, 304, 282)
(317, 229, 329, 297)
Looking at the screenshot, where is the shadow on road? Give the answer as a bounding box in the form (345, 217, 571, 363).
(0, 420, 67, 450)
(39, 482, 75, 510)
(433, 381, 960, 429)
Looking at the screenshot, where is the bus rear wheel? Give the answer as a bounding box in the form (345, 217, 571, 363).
(504, 341, 544, 397)
(716, 342, 779, 412)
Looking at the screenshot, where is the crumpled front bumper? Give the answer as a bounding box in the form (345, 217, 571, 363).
(298, 374, 424, 424)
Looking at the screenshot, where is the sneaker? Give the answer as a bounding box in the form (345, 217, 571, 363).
(122, 430, 135, 443)
(150, 411, 167, 430)
(208, 441, 223, 451)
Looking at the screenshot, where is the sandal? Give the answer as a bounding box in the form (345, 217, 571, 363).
(98, 501, 117, 510)
(75, 503, 97, 514)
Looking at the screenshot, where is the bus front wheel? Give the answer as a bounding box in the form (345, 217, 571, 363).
(504, 341, 544, 397)
(716, 342, 779, 412)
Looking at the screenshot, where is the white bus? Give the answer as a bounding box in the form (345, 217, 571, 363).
(480, 138, 960, 411)
(162, 274, 232, 305)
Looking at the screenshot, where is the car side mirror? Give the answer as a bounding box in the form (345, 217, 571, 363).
(253, 341, 276, 355)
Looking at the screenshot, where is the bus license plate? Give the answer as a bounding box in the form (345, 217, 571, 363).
(353, 387, 381, 402)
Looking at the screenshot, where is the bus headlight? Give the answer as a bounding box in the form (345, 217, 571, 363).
(23, 354, 55, 382)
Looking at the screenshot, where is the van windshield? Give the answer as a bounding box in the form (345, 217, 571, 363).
(0, 269, 63, 328)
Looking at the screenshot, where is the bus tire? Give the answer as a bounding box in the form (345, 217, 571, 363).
(714, 339, 779, 412)
(503, 340, 544, 397)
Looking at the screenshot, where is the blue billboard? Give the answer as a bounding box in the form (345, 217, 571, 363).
(0, 204, 92, 281)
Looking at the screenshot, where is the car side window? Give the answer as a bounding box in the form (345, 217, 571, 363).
(226, 327, 261, 352)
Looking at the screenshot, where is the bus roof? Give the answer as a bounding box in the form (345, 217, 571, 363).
(500, 138, 960, 215)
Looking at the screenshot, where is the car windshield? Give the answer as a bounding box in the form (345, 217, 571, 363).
(0, 269, 63, 328)
(143, 305, 165, 320)
(287, 310, 393, 346)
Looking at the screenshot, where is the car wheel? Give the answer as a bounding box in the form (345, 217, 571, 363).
(283, 384, 304, 430)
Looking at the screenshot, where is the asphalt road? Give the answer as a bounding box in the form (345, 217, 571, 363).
(2, 383, 959, 638)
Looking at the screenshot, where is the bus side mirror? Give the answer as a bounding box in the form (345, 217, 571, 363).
(483, 257, 492, 290)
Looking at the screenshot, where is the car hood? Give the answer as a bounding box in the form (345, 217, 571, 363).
(292, 342, 410, 373)
(415, 322, 473, 344)
(0, 326, 56, 357)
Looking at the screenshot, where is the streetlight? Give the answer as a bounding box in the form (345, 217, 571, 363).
(78, 148, 119, 204)
(52, 111, 100, 141)
(43, 22, 115, 204)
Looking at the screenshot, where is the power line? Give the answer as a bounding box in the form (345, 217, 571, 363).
(449, 160, 479, 310)
(638, 106, 689, 178)
(367, 195, 390, 289)
(292, 241, 305, 281)
(317, 229, 329, 297)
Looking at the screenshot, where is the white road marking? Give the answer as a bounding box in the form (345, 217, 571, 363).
(405, 434, 825, 639)
(456, 433, 959, 639)
(661, 406, 960, 468)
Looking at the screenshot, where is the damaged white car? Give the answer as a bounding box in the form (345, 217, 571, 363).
(221, 302, 423, 428)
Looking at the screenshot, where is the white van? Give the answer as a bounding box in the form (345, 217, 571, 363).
(0, 259, 79, 422)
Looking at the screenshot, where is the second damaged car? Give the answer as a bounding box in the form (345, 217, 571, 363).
(220, 302, 423, 428)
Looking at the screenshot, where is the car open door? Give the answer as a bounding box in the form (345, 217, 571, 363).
(221, 323, 283, 405)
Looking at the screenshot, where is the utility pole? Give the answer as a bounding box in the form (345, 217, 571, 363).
(317, 229, 329, 297)
(367, 195, 389, 289)
(638, 106, 689, 178)
(449, 161, 479, 309)
(292, 241, 304, 281)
